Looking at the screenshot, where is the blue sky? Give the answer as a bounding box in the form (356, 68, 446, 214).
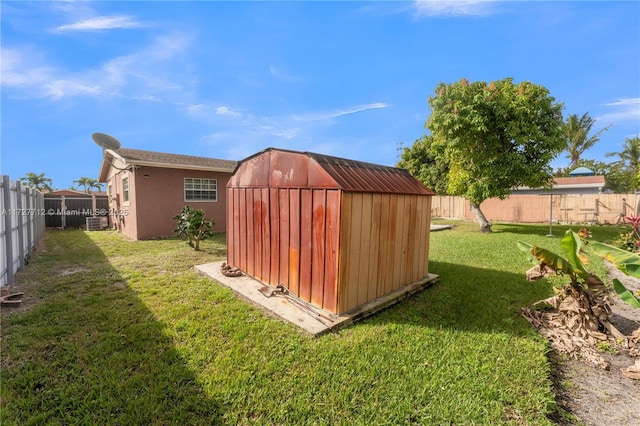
(1, 1, 639, 190)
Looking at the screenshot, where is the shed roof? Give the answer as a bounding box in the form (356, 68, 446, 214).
(230, 148, 434, 195)
(99, 148, 237, 181)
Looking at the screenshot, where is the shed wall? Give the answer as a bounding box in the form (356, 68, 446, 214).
(227, 187, 341, 313)
(337, 193, 432, 313)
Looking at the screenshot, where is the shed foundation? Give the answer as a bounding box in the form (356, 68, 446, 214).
(195, 261, 439, 335)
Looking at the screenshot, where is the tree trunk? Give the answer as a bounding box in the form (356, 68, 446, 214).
(470, 203, 492, 233)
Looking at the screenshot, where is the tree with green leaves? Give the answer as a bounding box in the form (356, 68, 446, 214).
(606, 136, 640, 192)
(20, 172, 53, 191)
(73, 177, 103, 194)
(425, 77, 565, 232)
(397, 135, 449, 194)
(563, 112, 611, 168)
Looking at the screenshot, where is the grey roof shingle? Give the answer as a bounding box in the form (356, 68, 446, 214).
(114, 148, 237, 171)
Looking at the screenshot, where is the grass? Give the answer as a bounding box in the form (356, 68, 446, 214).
(0, 221, 628, 425)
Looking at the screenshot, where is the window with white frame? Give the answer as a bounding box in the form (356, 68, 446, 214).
(122, 177, 129, 203)
(184, 178, 217, 202)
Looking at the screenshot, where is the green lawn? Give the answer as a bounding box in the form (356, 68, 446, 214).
(0, 221, 627, 424)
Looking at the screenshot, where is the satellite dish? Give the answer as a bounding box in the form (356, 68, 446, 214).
(92, 132, 121, 150)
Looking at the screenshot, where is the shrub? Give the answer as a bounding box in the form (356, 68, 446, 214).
(172, 206, 214, 251)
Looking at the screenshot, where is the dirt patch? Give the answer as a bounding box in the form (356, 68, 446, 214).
(57, 266, 91, 276)
(553, 262, 640, 425)
(0, 276, 43, 316)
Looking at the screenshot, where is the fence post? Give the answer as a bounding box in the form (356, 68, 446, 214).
(16, 181, 25, 271)
(2, 175, 14, 287)
(25, 186, 33, 259)
(61, 195, 66, 229)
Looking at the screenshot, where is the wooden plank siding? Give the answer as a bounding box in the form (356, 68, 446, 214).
(338, 193, 432, 313)
(227, 186, 342, 312)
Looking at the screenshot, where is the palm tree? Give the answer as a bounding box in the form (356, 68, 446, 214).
(73, 177, 103, 194)
(91, 181, 104, 193)
(563, 113, 612, 168)
(20, 172, 53, 191)
(606, 136, 640, 191)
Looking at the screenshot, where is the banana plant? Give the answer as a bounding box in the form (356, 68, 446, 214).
(518, 230, 625, 368)
(588, 241, 640, 308)
(517, 229, 592, 286)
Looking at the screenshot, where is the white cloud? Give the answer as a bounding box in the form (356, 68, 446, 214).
(258, 125, 299, 139)
(598, 97, 640, 124)
(334, 102, 389, 117)
(201, 132, 229, 143)
(44, 80, 103, 100)
(0, 47, 52, 88)
(187, 104, 206, 115)
(216, 106, 241, 118)
(412, 0, 498, 17)
(134, 94, 162, 102)
(269, 65, 301, 82)
(52, 15, 146, 33)
(1, 32, 194, 101)
(292, 102, 388, 122)
(604, 98, 640, 108)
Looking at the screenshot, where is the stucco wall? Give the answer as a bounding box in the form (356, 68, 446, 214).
(108, 166, 231, 240)
(107, 169, 137, 240)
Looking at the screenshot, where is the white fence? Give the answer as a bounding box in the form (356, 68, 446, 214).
(1, 175, 45, 288)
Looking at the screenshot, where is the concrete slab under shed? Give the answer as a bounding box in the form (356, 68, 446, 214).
(195, 261, 439, 335)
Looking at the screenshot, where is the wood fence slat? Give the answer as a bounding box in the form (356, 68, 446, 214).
(431, 193, 640, 224)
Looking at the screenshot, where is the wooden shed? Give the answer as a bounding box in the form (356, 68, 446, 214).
(226, 148, 435, 315)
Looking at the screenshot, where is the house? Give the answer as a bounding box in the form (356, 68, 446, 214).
(226, 147, 436, 315)
(514, 174, 606, 195)
(98, 148, 236, 240)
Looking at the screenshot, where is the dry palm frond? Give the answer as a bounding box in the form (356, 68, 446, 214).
(521, 284, 614, 369)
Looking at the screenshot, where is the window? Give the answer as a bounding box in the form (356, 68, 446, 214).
(184, 178, 217, 202)
(122, 177, 129, 203)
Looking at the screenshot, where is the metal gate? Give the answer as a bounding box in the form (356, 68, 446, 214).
(44, 195, 110, 229)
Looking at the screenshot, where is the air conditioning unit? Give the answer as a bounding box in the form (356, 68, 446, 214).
(86, 217, 103, 231)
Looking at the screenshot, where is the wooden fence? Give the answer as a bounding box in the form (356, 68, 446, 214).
(431, 193, 640, 225)
(1, 175, 45, 288)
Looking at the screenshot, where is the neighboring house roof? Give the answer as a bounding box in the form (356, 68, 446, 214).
(553, 176, 605, 189)
(99, 148, 237, 182)
(514, 175, 605, 192)
(44, 189, 107, 197)
(231, 147, 435, 195)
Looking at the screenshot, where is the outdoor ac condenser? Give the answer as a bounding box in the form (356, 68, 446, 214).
(86, 217, 102, 231)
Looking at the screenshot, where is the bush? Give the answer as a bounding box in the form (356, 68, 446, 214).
(172, 206, 214, 251)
